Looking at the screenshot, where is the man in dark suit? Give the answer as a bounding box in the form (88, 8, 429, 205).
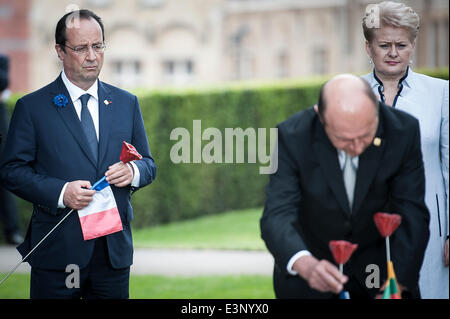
(260, 74, 429, 299)
(0, 10, 156, 298)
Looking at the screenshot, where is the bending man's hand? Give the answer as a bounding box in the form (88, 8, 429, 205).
(105, 161, 134, 187)
(63, 180, 95, 210)
(293, 255, 348, 294)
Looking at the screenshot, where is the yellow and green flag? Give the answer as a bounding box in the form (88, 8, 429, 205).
(382, 261, 401, 299)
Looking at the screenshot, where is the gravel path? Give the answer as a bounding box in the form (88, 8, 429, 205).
(0, 246, 274, 277)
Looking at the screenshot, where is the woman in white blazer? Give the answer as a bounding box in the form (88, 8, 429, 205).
(361, 1, 449, 298)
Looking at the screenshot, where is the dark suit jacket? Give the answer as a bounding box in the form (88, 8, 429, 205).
(0, 75, 156, 270)
(260, 103, 429, 298)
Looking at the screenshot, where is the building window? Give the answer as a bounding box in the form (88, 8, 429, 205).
(138, 0, 165, 8)
(312, 46, 329, 75)
(111, 60, 142, 88)
(231, 49, 253, 80)
(277, 50, 289, 78)
(228, 24, 253, 80)
(162, 59, 194, 85)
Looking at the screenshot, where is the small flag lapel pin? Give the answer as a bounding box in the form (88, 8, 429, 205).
(373, 137, 381, 146)
(104, 99, 112, 106)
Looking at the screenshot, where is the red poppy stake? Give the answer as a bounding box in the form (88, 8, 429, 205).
(329, 240, 358, 299)
(374, 212, 402, 299)
(329, 240, 358, 274)
(373, 212, 402, 263)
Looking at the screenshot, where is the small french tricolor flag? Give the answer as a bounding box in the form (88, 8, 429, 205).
(78, 177, 123, 241)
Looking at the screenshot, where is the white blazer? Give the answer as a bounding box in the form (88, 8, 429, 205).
(362, 69, 449, 299)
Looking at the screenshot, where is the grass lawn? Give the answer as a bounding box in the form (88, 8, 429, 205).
(0, 208, 274, 299)
(0, 273, 274, 299)
(132, 208, 266, 250)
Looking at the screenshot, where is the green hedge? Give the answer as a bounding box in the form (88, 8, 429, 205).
(413, 67, 449, 80)
(131, 81, 322, 227)
(3, 68, 448, 231)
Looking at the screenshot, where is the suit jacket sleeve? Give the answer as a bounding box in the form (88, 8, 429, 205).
(389, 117, 430, 290)
(130, 95, 156, 190)
(0, 98, 66, 214)
(260, 124, 308, 272)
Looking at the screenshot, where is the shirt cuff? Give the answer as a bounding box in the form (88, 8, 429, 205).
(287, 250, 312, 276)
(129, 161, 140, 187)
(57, 182, 68, 209)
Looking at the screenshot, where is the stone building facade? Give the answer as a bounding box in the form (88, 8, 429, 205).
(0, 0, 448, 92)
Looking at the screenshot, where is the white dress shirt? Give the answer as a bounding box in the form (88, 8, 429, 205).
(57, 70, 140, 208)
(286, 150, 359, 275)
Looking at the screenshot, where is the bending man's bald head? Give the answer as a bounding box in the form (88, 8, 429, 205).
(315, 74, 380, 157)
(317, 74, 378, 123)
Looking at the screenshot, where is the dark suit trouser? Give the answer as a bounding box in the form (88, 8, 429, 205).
(30, 237, 130, 299)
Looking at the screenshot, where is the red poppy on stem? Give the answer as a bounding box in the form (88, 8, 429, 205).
(329, 240, 358, 265)
(374, 212, 402, 238)
(120, 141, 143, 163)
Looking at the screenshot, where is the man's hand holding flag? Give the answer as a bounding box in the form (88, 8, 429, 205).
(77, 141, 143, 240)
(62, 141, 141, 210)
(0, 141, 143, 286)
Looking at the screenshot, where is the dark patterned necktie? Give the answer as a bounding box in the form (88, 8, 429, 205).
(79, 94, 98, 163)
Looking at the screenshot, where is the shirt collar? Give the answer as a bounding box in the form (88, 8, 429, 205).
(367, 66, 413, 90)
(61, 69, 98, 102)
(337, 149, 359, 170)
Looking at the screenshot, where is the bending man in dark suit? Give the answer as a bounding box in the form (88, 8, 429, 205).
(260, 74, 429, 299)
(0, 10, 156, 298)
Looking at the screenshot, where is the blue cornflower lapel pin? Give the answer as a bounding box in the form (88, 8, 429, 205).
(53, 94, 69, 108)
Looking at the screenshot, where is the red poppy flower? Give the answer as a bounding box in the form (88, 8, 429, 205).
(120, 141, 143, 163)
(374, 212, 402, 237)
(329, 240, 358, 265)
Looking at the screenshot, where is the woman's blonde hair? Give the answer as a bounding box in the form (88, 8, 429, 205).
(362, 1, 420, 42)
